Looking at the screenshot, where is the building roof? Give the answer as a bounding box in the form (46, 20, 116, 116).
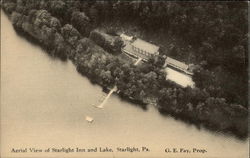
(131, 38, 159, 54)
(166, 57, 188, 70)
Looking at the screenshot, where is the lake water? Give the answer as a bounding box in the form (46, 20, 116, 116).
(1, 10, 248, 158)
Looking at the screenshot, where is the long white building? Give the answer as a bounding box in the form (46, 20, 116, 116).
(164, 57, 193, 75)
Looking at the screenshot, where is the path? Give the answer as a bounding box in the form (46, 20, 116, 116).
(95, 86, 117, 109)
(134, 57, 142, 65)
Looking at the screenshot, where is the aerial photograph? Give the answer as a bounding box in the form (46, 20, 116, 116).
(1, 0, 249, 158)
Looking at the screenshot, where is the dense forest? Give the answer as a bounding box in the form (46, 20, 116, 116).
(1, 0, 248, 139)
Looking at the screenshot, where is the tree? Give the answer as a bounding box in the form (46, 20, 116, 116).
(113, 38, 124, 53)
(89, 5, 99, 26)
(48, 0, 66, 17)
(11, 12, 23, 29)
(61, 24, 81, 47)
(71, 11, 90, 36)
(3, 2, 16, 14)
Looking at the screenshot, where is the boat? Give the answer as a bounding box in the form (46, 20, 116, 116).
(85, 116, 94, 123)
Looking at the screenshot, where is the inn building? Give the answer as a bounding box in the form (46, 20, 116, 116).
(120, 34, 193, 75)
(131, 39, 160, 58)
(121, 37, 159, 61)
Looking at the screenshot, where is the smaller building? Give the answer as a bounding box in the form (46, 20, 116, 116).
(120, 33, 133, 41)
(164, 57, 193, 75)
(165, 57, 188, 71)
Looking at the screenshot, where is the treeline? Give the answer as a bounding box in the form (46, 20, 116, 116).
(3, 1, 247, 70)
(11, 9, 68, 59)
(158, 86, 248, 137)
(1, 0, 248, 138)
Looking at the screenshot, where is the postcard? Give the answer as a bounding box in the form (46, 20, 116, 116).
(1, 1, 249, 158)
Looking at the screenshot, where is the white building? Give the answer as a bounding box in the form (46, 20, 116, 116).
(120, 33, 133, 41)
(164, 57, 193, 75)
